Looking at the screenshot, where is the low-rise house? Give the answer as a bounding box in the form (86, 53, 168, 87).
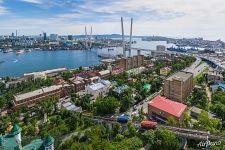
(160, 67, 171, 76)
(205, 69, 224, 83)
(190, 106, 217, 119)
(85, 80, 111, 100)
(69, 77, 85, 92)
(61, 101, 82, 112)
(148, 95, 187, 123)
(210, 83, 225, 92)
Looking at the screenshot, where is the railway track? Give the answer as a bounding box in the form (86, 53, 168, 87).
(83, 114, 225, 140)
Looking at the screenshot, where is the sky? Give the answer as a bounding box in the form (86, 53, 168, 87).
(0, 0, 225, 40)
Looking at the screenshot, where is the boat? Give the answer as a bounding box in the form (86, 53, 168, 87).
(98, 54, 110, 59)
(3, 49, 13, 53)
(13, 59, 18, 63)
(25, 49, 32, 52)
(16, 50, 25, 54)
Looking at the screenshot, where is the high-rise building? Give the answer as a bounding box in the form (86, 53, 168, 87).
(50, 34, 58, 41)
(68, 35, 73, 40)
(43, 32, 47, 40)
(163, 71, 193, 102)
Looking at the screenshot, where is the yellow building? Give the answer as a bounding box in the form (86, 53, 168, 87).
(160, 67, 171, 76)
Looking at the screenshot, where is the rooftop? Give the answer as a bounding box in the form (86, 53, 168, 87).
(14, 85, 63, 101)
(148, 95, 187, 118)
(88, 83, 105, 91)
(98, 70, 110, 76)
(210, 83, 225, 91)
(167, 71, 193, 82)
(87, 80, 111, 91)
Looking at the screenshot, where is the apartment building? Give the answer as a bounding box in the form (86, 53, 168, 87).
(163, 71, 193, 102)
(13, 85, 68, 108)
(118, 55, 144, 71)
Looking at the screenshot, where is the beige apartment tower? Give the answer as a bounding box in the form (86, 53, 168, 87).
(163, 71, 193, 102)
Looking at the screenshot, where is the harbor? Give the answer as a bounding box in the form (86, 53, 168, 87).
(0, 40, 174, 77)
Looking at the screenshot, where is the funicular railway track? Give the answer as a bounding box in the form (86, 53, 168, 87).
(83, 114, 225, 140)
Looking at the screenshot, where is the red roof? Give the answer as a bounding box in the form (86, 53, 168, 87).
(148, 95, 187, 118)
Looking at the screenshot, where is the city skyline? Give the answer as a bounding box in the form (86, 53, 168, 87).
(0, 0, 225, 40)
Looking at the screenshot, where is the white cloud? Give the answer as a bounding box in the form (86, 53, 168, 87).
(20, 0, 42, 4)
(0, 0, 7, 15)
(1, 0, 225, 40)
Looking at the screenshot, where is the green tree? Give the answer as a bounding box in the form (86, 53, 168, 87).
(152, 129, 179, 150)
(167, 116, 177, 126)
(94, 96, 120, 115)
(180, 112, 192, 128)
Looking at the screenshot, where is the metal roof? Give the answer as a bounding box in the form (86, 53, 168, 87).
(14, 85, 63, 101)
(148, 95, 187, 118)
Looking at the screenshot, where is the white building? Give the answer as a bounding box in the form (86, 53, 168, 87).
(24, 68, 67, 79)
(85, 80, 111, 100)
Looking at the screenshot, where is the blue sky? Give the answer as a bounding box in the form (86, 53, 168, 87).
(0, 0, 225, 40)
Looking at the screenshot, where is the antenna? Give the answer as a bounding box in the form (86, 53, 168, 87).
(129, 18, 133, 57)
(121, 17, 126, 57)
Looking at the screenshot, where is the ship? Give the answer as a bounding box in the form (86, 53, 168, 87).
(167, 47, 187, 53)
(2, 49, 13, 53)
(98, 54, 110, 59)
(16, 49, 25, 54)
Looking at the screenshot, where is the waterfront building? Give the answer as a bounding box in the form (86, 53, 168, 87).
(13, 85, 68, 108)
(85, 80, 111, 100)
(118, 55, 144, 71)
(148, 95, 187, 122)
(24, 68, 67, 79)
(43, 32, 47, 41)
(163, 71, 193, 102)
(49, 34, 58, 41)
(0, 124, 54, 150)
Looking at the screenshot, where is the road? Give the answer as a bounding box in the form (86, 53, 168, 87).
(127, 89, 162, 117)
(183, 57, 209, 77)
(128, 57, 208, 117)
